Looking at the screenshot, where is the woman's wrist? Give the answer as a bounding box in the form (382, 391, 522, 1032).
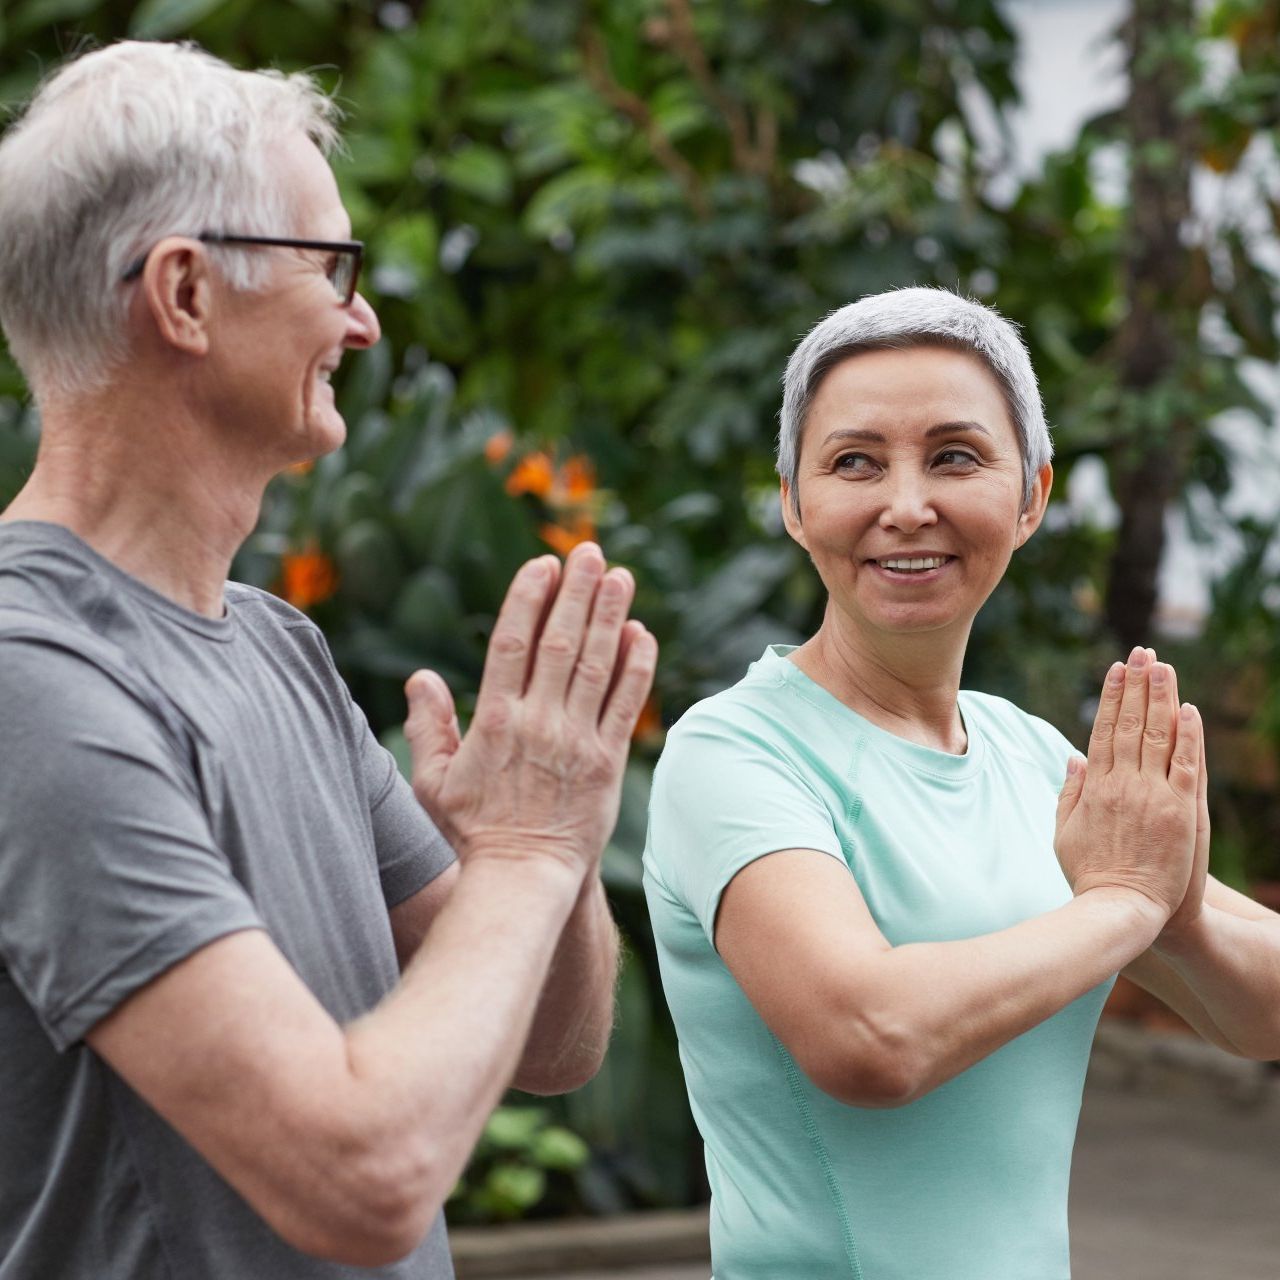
(1075, 884, 1168, 949)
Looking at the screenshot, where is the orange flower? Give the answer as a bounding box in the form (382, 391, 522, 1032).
(484, 429, 514, 466)
(279, 545, 339, 611)
(560, 455, 596, 502)
(283, 459, 315, 477)
(538, 516, 597, 557)
(632, 694, 663, 743)
(505, 451, 555, 498)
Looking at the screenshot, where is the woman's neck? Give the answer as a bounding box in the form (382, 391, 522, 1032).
(789, 608, 970, 755)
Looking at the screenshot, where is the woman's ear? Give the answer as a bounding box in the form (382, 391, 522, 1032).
(1014, 463, 1054, 549)
(780, 479, 808, 550)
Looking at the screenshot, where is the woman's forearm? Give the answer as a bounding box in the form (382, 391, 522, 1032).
(815, 887, 1165, 1106)
(1151, 904, 1280, 1059)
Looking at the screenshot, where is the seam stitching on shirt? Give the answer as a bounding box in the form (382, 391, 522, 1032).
(770, 1033, 865, 1280)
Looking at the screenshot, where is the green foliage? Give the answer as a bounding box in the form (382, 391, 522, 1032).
(448, 1106, 590, 1224)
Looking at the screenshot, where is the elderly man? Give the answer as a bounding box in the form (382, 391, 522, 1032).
(0, 40, 655, 1280)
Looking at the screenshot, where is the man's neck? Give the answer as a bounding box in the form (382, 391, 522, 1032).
(3, 393, 269, 618)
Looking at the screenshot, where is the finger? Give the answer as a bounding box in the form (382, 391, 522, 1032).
(1113, 645, 1150, 771)
(599, 626, 659, 747)
(1086, 661, 1126, 774)
(526, 542, 606, 703)
(1196, 721, 1210, 848)
(404, 670, 461, 804)
(1055, 755, 1087, 833)
(565, 566, 636, 722)
(522, 555, 563, 691)
(1167, 702, 1202, 801)
(1142, 662, 1178, 776)
(475, 556, 559, 706)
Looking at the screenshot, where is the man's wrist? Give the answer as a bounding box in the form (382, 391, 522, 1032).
(460, 842, 588, 897)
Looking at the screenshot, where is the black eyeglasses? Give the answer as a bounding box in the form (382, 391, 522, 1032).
(121, 233, 364, 306)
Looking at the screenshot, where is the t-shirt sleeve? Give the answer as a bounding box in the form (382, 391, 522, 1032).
(0, 639, 264, 1052)
(647, 707, 844, 945)
(351, 696, 455, 908)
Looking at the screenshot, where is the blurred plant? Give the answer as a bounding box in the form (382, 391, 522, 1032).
(448, 1105, 590, 1224)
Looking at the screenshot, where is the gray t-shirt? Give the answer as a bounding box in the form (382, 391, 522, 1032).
(0, 520, 457, 1279)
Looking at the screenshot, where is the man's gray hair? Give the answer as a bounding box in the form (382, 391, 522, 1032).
(777, 287, 1051, 514)
(0, 41, 340, 397)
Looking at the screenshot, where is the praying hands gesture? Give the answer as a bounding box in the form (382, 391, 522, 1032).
(1054, 646, 1206, 930)
(404, 542, 656, 881)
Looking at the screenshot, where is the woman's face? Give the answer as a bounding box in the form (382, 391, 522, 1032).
(781, 345, 1051, 643)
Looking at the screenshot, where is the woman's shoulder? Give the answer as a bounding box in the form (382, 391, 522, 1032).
(664, 647, 823, 753)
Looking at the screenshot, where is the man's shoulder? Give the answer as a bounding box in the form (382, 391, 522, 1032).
(224, 580, 317, 631)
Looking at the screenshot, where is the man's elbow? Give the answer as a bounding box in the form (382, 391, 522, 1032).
(268, 1130, 448, 1267)
(512, 1040, 608, 1096)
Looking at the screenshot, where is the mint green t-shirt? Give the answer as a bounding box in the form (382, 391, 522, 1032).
(643, 646, 1114, 1280)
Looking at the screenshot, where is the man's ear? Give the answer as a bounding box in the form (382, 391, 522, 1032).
(140, 237, 213, 358)
(780, 479, 808, 551)
(1014, 462, 1054, 549)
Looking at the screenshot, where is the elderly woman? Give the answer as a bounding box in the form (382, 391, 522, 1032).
(643, 288, 1280, 1280)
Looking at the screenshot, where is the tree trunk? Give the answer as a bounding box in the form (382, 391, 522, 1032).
(1103, 0, 1199, 651)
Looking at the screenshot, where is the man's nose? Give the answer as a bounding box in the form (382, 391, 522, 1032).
(343, 291, 381, 349)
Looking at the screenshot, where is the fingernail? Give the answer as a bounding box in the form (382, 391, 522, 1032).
(1129, 647, 1148, 668)
(1150, 663, 1166, 686)
(1107, 662, 1125, 686)
(1066, 755, 1081, 776)
(1181, 702, 1195, 721)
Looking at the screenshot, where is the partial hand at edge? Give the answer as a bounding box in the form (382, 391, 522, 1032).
(1054, 645, 1201, 923)
(403, 542, 657, 881)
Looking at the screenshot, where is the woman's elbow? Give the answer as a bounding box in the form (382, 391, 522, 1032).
(798, 1019, 925, 1108)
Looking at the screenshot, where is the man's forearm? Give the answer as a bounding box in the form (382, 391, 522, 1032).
(338, 855, 585, 1242)
(1154, 905, 1280, 1059)
(512, 875, 619, 1094)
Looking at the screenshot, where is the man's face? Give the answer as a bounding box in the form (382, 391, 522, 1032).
(208, 133, 379, 467)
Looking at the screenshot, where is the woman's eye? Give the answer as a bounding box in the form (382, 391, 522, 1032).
(834, 452, 876, 473)
(936, 449, 979, 468)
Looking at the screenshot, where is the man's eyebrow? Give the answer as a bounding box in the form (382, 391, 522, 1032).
(818, 421, 993, 447)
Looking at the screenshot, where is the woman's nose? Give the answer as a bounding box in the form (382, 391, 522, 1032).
(877, 473, 938, 533)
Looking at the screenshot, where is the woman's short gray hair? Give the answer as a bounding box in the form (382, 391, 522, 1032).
(0, 41, 340, 398)
(777, 287, 1051, 514)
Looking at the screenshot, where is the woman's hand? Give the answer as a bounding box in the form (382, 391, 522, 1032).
(402, 542, 657, 881)
(1054, 646, 1202, 923)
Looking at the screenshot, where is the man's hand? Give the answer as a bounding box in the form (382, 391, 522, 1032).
(1054, 646, 1202, 922)
(403, 542, 657, 880)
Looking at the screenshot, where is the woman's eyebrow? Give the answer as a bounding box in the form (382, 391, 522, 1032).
(924, 420, 992, 439)
(819, 421, 992, 447)
(820, 427, 887, 445)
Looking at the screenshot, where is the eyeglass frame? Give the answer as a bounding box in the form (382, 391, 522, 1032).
(121, 233, 365, 306)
